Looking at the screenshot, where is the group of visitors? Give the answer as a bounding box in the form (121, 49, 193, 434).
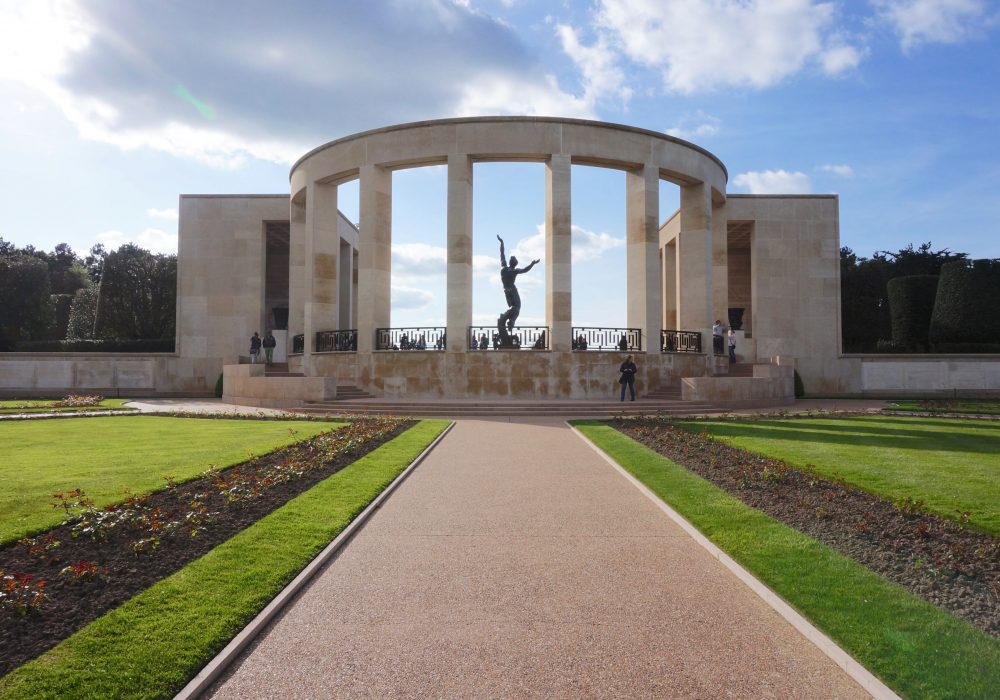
(248, 331, 277, 364)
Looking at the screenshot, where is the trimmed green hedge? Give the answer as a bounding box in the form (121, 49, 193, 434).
(887, 274, 938, 351)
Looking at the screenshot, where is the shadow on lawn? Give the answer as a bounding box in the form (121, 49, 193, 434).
(686, 417, 1000, 456)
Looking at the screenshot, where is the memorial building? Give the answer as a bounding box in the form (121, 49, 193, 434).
(3, 117, 993, 402)
(176, 117, 846, 406)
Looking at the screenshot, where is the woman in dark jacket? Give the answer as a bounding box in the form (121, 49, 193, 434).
(619, 354, 637, 402)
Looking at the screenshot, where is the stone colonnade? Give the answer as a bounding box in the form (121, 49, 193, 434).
(288, 118, 728, 371)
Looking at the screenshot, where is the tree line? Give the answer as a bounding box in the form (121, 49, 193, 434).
(841, 242, 1000, 353)
(0, 239, 176, 352)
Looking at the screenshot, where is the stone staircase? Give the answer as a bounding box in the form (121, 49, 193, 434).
(263, 362, 304, 378)
(333, 385, 374, 400)
(289, 392, 725, 418)
(716, 362, 755, 377)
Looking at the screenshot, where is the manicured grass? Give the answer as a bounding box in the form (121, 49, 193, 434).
(0, 420, 448, 700)
(575, 421, 1000, 700)
(0, 399, 132, 414)
(889, 400, 1000, 416)
(680, 415, 1000, 537)
(0, 416, 338, 545)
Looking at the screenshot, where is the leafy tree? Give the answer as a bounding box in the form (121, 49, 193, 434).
(66, 287, 100, 340)
(840, 247, 892, 352)
(94, 244, 176, 339)
(0, 255, 54, 349)
(879, 242, 966, 277)
(84, 244, 108, 285)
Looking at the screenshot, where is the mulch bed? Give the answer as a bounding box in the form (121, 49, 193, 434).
(0, 417, 412, 677)
(610, 417, 1000, 638)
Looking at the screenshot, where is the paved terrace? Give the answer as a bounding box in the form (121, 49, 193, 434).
(205, 419, 872, 698)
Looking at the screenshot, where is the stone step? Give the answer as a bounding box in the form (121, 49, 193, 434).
(290, 399, 723, 418)
(334, 385, 375, 400)
(264, 371, 305, 378)
(715, 363, 756, 377)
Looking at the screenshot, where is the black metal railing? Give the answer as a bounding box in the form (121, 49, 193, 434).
(468, 326, 549, 350)
(376, 327, 446, 351)
(316, 329, 357, 352)
(661, 330, 703, 353)
(571, 327, 642, 351)
(292, 333, 304, 354)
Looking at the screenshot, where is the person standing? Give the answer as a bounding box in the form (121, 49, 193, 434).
(728, 329, 736, 364)
(262, 331, 277, 365)
(249, 332, 262, 364)
(619, 354, 637, 402)
(712, 320, 725, 355)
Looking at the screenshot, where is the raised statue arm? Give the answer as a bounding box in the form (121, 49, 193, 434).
(497, 235, 507, 268)
(522, 259, 540, 273)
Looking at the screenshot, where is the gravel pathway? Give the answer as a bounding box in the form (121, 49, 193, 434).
(206, 419, 871, 699)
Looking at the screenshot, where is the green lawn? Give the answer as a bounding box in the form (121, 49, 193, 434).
(0, 419, 449, 700)
(888, 400, 1000, 416)
(0, 399, 133, 414)
(680, 415, 1000, 536)
(576, 421, 1000, 700)
(0, 416, 338, 545)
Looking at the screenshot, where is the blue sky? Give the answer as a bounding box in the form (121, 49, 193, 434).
(1, 0, 998, 328)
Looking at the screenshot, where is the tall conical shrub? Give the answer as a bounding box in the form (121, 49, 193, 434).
(929, 259, 1000, 350)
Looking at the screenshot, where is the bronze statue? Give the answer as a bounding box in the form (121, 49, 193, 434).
(496, 235, 539, 346)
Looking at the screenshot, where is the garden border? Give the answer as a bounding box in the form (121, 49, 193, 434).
(569, 421, 900, 700)
(175, 420, 455, 699)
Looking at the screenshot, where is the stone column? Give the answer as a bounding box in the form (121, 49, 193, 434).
(678, 182, 714, 333)
(712, 198, 729, 331)
(303, 181, 340, 366)
(339, 238, 353, 329)
(288, 196, 306, 356)
(446, 154, 473, 353)
(662, 240, 677, 331)
(357, 164, 392, 353)
(545, 154, 572, 352)
(626, 164, 661, 353)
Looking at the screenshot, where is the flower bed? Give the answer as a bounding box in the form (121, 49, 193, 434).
(0, 416, 410, 676)
(611, 417, 1000, 638)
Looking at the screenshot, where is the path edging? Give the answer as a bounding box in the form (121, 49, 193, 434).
(568, 421, 901, 700)
(174, 420, 455, 700)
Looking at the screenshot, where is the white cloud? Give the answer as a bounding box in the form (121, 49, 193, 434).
(666, 111, 721, 141)
(0, 0, 593, 167)
(874, 0, 995, 50)
(473, 254, 498, 279)
(455, 72, 592, 119)
(502, 223, 624, 269)
(819, 164, 855, 177)
(555, 24, 632, 108)
(147, 207, 179, 221)
(392, 243, 447, 278)
(596, 0, 864, 93)
(390, 285, 434, 311)
(733, 170, 813, 194)
(96, 227, 178, 255)
(820, 44, 865, 74)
